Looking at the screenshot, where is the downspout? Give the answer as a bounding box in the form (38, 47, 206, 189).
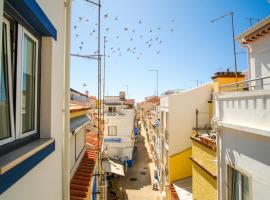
(63, 0, 71, 199)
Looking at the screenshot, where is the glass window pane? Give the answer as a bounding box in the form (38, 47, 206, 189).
(242, 174, 249, 200)
(108, 126, 117, 136)
(21, 33, 36, 133)
(0, 23, 11, 140)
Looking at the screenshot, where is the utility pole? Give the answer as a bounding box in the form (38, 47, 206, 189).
(102, 36, 106, 122)
(211, 12, 238, 82)
(148, 69, 159, 98)
(73, 1, 102, 198)
(97, 0, 101, 183)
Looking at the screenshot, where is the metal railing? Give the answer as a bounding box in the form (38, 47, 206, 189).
(219, 75, 270, 92)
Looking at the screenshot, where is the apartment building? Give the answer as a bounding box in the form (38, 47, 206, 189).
(103, 92, 135, 167)
(215, 16, 270, 200)
(0, 0, 71, 199)
(159, 85, 213, 200)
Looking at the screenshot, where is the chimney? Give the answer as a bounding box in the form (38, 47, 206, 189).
(119, 91, 125, 100)
(85, 90, 89, 96)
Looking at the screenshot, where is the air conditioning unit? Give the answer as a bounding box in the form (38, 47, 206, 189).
(97, 170, 107, 200)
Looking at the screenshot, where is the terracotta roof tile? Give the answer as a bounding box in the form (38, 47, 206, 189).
(70, 102, 90, 113)
(70, 130, 104, 200)
(70, 149, 97, 200)
(169, 184, 180, 200)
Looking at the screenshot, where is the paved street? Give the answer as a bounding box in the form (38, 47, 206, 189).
(111, 124, 160, 200)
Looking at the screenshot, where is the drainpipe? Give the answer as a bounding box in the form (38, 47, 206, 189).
(63, 0, 71, 199)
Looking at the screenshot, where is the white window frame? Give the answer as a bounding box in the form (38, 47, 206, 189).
(108, 126, 117, 136)
(16, 24, 38, 139)
(0, 17, 15, 146)
(226, 165, 251, 200)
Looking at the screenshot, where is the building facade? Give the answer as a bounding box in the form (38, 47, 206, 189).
(159, 85, 213, 199)
(0, 0, 71, 199)
(103, 93, 135, 167)
(215, 16, 270, 200)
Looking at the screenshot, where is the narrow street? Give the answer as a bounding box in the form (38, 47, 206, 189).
(111, 124, 160, 200)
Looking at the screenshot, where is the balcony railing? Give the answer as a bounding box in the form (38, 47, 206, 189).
(219, 75, 270, 92)
(215, 75, 270, 134)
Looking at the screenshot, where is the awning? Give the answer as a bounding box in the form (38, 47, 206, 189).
(102, 159, 125, 176)
(70, 115, 90, 133)
(6, 0, 57, 40)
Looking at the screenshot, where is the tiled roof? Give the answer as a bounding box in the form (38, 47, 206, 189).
(169, 184, 180, 200)
(70, 132, 103, 200)
(86, 131, 103, 151)
(237, 15, 270, 44)
(70, 150, 97, 200)
(70, 102, 90, 113)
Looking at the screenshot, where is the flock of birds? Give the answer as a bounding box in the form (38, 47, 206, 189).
(72, 11, 176, 61)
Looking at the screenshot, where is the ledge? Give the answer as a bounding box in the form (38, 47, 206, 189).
(0, 138, 55, 194)
(190, 156, 216, 179)
(190, 136, 216, 151)
(217, 122, 270, 138)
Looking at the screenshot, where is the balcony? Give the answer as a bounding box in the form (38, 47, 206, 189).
(214, 76, 270, 136)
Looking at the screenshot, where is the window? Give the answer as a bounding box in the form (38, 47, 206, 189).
(108, 126, 117, 136)
(227, 165, 250, 200)
(0, 14, 39, 147)
(108, 106, 116, 115)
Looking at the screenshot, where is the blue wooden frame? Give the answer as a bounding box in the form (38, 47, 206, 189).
(7, 0, 57, 40)
(0, 141, 55, 194)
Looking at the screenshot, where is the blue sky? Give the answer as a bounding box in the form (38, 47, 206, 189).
(70, 0, 270, 101)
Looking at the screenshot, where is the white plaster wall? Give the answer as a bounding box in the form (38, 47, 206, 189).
(168, 83, 212, 155)
(215, 89, 270, 135)
(104, 109, 134, 137)
(75, 128, 85, 159)
(103, 108, 134, 160)
(70, 134, 76, 170)
(218, 127, 270, 200)
(249, 33, 270, 89)
(1, 1, 66, 200)
(105, 143, 133, 160)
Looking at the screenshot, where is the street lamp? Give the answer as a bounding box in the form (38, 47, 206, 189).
(148, 69, 159, 98)
(211, 12, 238, 82)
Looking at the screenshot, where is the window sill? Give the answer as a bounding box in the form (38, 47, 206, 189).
(0, 138, 55, 194)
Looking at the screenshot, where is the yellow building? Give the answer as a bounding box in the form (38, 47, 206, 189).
(189, 71, 245, 200)
(212, 71, 245, 92)
(190, 132, 217, 200)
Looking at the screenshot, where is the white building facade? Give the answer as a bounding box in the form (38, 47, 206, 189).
(159, 85, 212, 195)
(103, 95, 135, 167)
(0, 0, 71, 200)
(215, 16, 270, 200)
